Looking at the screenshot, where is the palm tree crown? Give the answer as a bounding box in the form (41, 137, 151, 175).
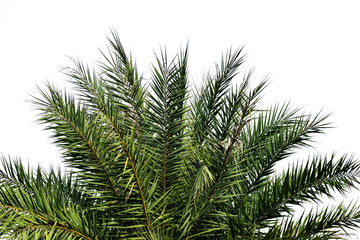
(1, 31, 360, 239)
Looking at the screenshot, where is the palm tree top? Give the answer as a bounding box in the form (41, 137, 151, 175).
(1, 30, 360, 239)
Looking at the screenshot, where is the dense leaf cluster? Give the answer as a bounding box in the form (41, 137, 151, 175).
(1, 31, 360, 239)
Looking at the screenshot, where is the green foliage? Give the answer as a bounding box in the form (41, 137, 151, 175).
(1, 31, 360, 239)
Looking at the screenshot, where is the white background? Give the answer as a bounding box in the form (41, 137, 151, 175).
(1, 1, 360, 238)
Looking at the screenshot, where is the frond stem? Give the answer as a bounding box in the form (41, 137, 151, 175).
(0, 204, 48, 221)
(13, 224, 93, 240)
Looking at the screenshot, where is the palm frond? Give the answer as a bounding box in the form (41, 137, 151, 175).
(253, 153, 360, 224)
(190, 47, 246, 145)
(146, 45, 189, 195)
(0, 157, 98, 240)
(241, 104, 331, 193)
(267, 202, 360, 239)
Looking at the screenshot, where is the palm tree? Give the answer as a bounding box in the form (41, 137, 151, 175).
(1, 31, 360, 239)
